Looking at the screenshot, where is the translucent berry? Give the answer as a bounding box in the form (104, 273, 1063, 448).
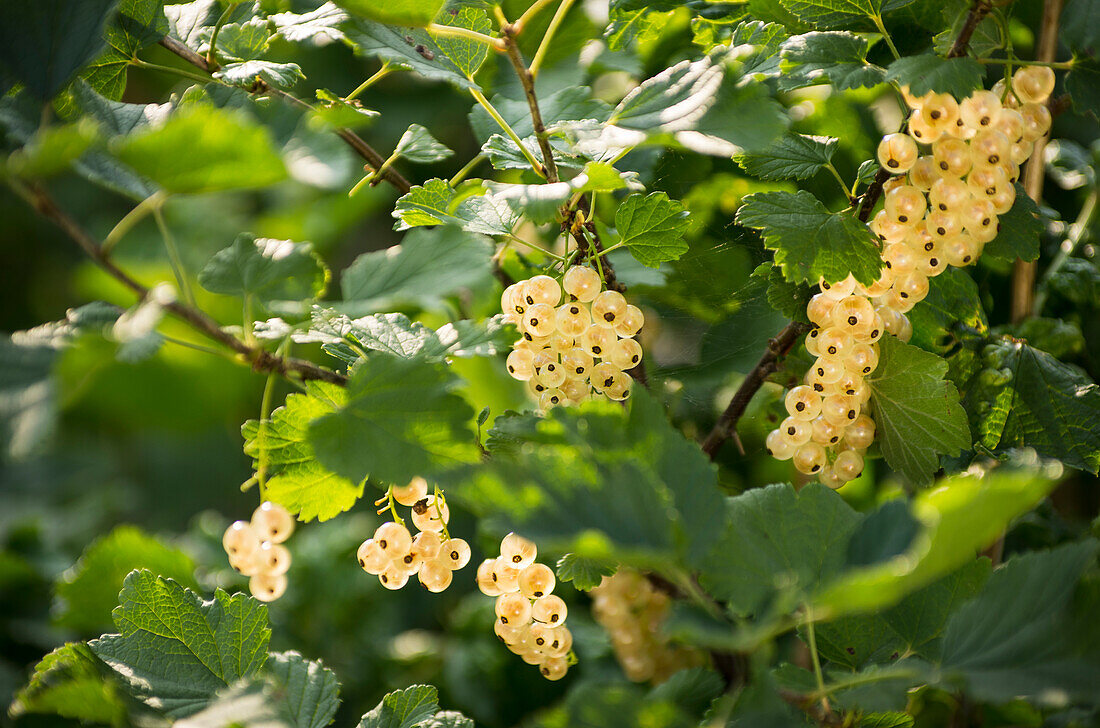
(496, 592, 533, 626)
(539, 656, 569, 681)
(357, 539, 388, 574)
(525, 275, 562, 307)
(817, 327, 854, 360)
(615, 305, 645, 338)
(885, 185, 926, 226)
(932, 137, 972, 178)
(252, 502, 294, 543)
(536, 361, 568, 389)
(766, 429, 796, 461)
(591, 290, 628, 327)
(223, 520, 261, 558)
(792, 443, 827, 475)
(257, 542, 291, 576)
(379, 566, 409, 590)
(501, 532, 538, 570)
(491, 556, 521, 592)
(1012, 65, 1055, 104)
(555, 302, 590, 338)
(581, 324, 616, 358)
(563, 266, 601, 302)
(249, 573, 287, 602)
(608, 338, 643, 370)
(523, 303, 558, 338)
(392, 477, 429, 507)
(920, 93, 959, 131)
(374, 522, 413, 555)
(877, 133, 918, 173)
(785, 385, 822, 420)
(960, 90, 1002, 130)
(411, 498, 449, 532)
(418, 559, 453, 592)
(518, 563, 555, 599)
(1019, 103, 1051, 141)
(532, 594, 568, 624)
(811, 416, 841, 446)
(440, 538, 471, 570)
(820, 274, 857, 301)
(834, 449, 865, 481)
(845, 415, 876, 449)
(478, 558, 503, 596)
(396, 547, 423, 575)
(779, 416, 812, 447)
(847, 343, 879, 376)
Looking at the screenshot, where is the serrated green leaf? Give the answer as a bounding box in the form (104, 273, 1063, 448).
(107, 0, 168, 56)
(780, 0, 882, 29)
(967, 339, 1100, 473)
(698, 483, 861, 613)
(81, 48, 132, 101)
(615, 192, 691, 268)
(779, 31, 886, 91)
(203, 18, 269, 62)
(1066, 56, 1100, 120)
(485, 162, 639, 224)
(468, 86, 611, 143)
(429, 6, 492, 80)
(736, 190, 884, 286)
(982, 184, 1043, 262)
(734, 133, 838, 180)
(609, 53, 725, 133)
(555, 554, 616, 591)
(341, 227, 494, 314)
(216, 60, 305, 88)
(731, 21, 788, 77)
(6, 121, 100, 178)
(394, 123, 454, 164)
(358, 685, 439, 728)
(606, 8, 673, 52)
(940, 541, 1100, 705)
(885, 54, 984, 98)
(0, 0, 117, 100)
(198, 234, 328, 308)
(336, 0, 445, 27)
(311, 89, 380, 130)
(867, 335, 970, 485)
(242, 382, 364, 523)
(309, 354, 479, 486)
(165, 0, 218, 50)
(345, 19, 476, 90)
(264, 652, 340, 728)
(112, 106, 287, 193)
(72, 80, 174, 136)
(481, 133, 585, 172)
(907, 267, 987, 354)
(90, 570, 270, 718)
(10, 643, 129, 724)
(271, 3, 349, 44)
(932, 0, 1003, 58)
(689, 77, 789, 155)
(813, 461, 1060, 618)
(55, 526, 197, 634)
(174, 680, 286, 728)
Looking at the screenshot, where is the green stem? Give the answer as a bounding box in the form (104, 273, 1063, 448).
(347, 62, 393, 100)
(102, 192, 164, 256)
(516, 0, 559, 30)
(595, 241, 624, 257)
(508, 234, 566, 261)
(152, 204, 195, 307)
(449, 153, 485, 186)
(428, 22, 504, 49)
(161, 333, 236, 360)
(977, 57, 1075, 69)
(470, 88, 545, 176)
(825, 163, 853, 200)
(530, 0, 575, 78)
(205, 1, 241, 68)
(240, 474, 259, 492)
(385, 486, 406, 526)
(1034, 187, 1099, 313)
(872, 14, 901, 60)
(131, 58, 218, 86)
(433, 486, 450, 540)
(255, 338, 288, 495)
(349, 149, 399, 196)
(810, 667, 924, 701)
(804, 610, 831, 714)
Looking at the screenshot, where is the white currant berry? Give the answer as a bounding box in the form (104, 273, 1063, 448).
(500, 532, 537, 570)
(477, 558, 502, 596)
(491, 556, 522, 592)
(257, 542, 291, 576)
(374, 521, 413, 555)
(418, 558, 453, 592)
(560, 348, 594, 379)
(607, 338, 643, 370)
(765, 429, 796, 461)
(251, 502, 295, 544)
(440, 538, 471, 570)
(223, 520, 261, 558)
(496, 592, 533, 626)
(792, 442, 827, 475)
(518, 563, 555, 599)
(563, 266, 601, 302)
(581, 324, 616, 359)
(591, 290, 628, 327)
(877, 133, 918, 173)
(555, 301, 591, 337)
(249, 573, 287, 602)
(392, 477, 429, 507)
(379, 566, 409, 590)
(357, 539, 389, 574)
(614, 305, 644, 338)
(532, 594, 568, 625)
(834, 449, 865, 481)
(411, 499, 449, 532)
(778, 416, 812, 447)
(524, 275, 562, 307)
(785, 385, 822, 420)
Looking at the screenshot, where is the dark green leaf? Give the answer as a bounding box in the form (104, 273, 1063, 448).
(5, 121, 99, 178)
(866, 335, 970, 485)
(198, 234, 328, 307)
(90, 570, 270, 718)
(736, 190, 884, 286)
(932, 0, 1003, 58)
(907, 267, 987, 354)
(394, 124, 454, 163)
(555, 554, 617, 591)
(615, 192, 691, 268)
(0, 0, 117, 100)
(264, 652, 340, 728)
(336, 0, 445, 27)
(216, 60, 305, 88)
(731, 21, 788, 77)
(690, 78, 789, 154)
(779, 31, 885, 91)
(340, 227, 494, 314)
(10, 643, 128, 723)
(469, 86, 611, 143)
(107, 0, 168, 56)
(982, 185, 1043, 262)
(734, 133, 838, 180)
(1066, 57, 1100, 119)
(173, 681, 286, 728)
(1062, 0, 1100, 55)
(884, 54, 984, 98)
(309, 354, 480, 486)
(781, 0, 885, 29)
(357, 684, 439, 728)
(345, 19, 476, 90)
(429, 6, 492, 80)
(608, 53, 725, 133)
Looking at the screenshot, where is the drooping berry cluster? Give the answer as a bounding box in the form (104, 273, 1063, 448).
(476, 533, 572, 681)
(501, 266, 644, 408)
(222, 501, 295, 602)
(590, 570, 704, 683)
(767, 67, 1055, 488)
(357, 477, 470, 592)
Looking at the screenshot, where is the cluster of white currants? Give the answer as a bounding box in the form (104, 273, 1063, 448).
(476, 533, 572, 681)
(767, 67, 1055, 488)
(356, 477, 470, 592)
(222, 501, 295, 602)
(590, 570, 703, 683)
(501, 266, 643, 408)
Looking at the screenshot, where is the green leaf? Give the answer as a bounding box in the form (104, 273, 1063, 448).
(608, 53, 726, 133)
(1066, 57, 1100, 120)
(1063, 0, 1100, 55)
(165, 0, 219, 50)
(780, 0, 882, 29)
(358, 684, 438, 728)
(198, 234, 328, 308)
(336, 0, 445, 27)
(981, 184, 1043, 262)
(940, 541, 1100, 704)
(907, 267, 987, 354)
(967, 339, 1100, 474)
(555, 554, 616, 591)
(55, 525, 197, 633)
(484, 162, 640, 224)
(0, 0, 117, 100)
(734, 133, 838, 180)
(867, 335, 970, 485)
(698, 483, 860, 613)
(271, 3, 349, 44)
(341, 227, 494, 315)
(779, 31, 886, 91)
(932, 0, 1003, 58)
(606, 8, 673, 52)
(72, 80, 174, 136)
(736, 190, 884, 286)
(482, 133, 585, 172)
(264, 652, 340, 728)
(112, 106, 287, 193)
(203, 18, 269, 61)
(10, 643, 129, 724)
(309, 354, 479, 486)
(312, 89, 380, 129)
(242, 382, 364, 522)
(689, 78, 789, 155)
(107, 0, 169, 56)
(813, 460, 1061, 618)
(884, 54, 984, 98)
(89, 569, 270, 718)
(429, 6, 492, 80)
(392, 179, 462, 230)
(394, 123, 454, 163)
(345, 19, 476, 90)
(615, 192, 691, 268)
(468, 86, 611, 143)
(174, 681, 285, 728)
(216, 60, 305, 88)
(5, 121, 100, 179)
(731, 21, 788, 77)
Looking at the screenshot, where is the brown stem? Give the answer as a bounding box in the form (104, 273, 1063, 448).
(17, 182, 347, 386)
(500, 24, 559, 184)
(157, 37, 411, 195)
(701, 321, 811, 459)
(1011, 0, 1063, 323)
(857, 167, 893, 223)
(947, 0, 993, 59)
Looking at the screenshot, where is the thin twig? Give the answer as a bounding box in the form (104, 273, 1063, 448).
(948, 0, 993, 59)
(157, 37, 411, 194)
(14, 181, 347, 386)
(500, 23, 559, 183)
(700, 321, 810, 459)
